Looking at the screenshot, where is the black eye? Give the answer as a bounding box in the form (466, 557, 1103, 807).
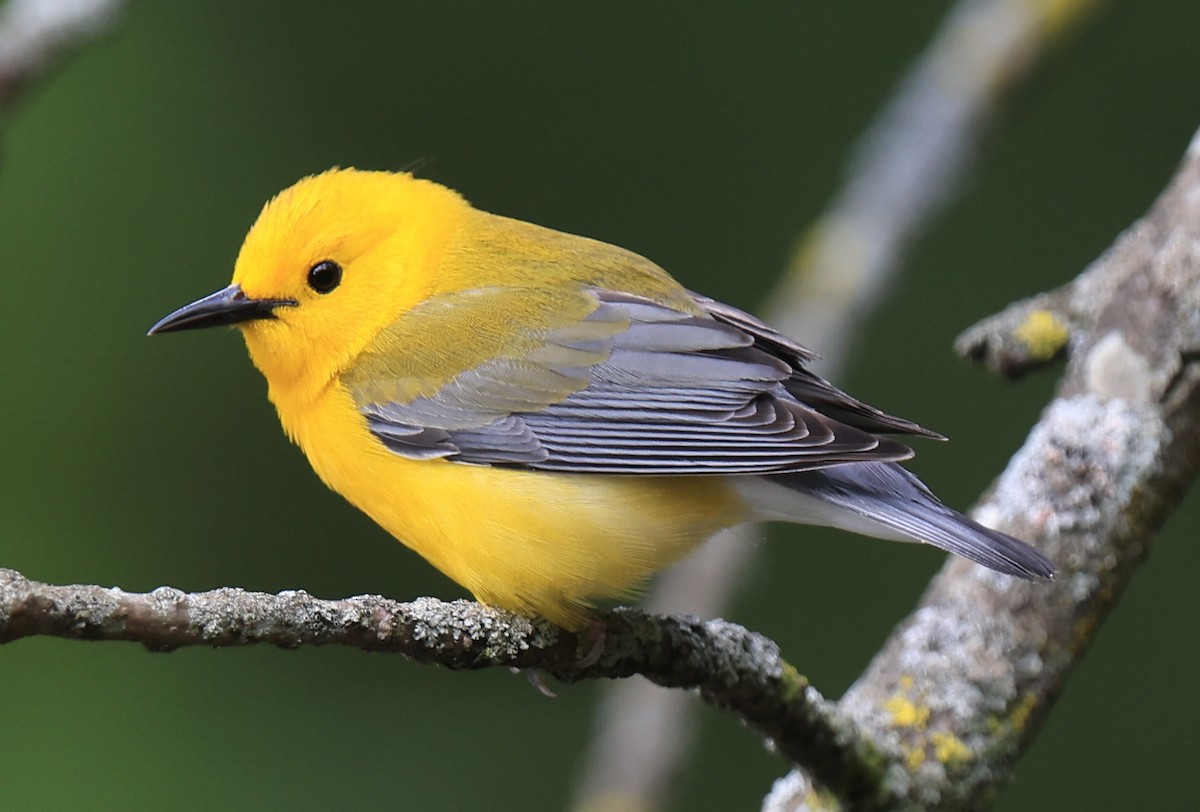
(307, 260, 342, 294)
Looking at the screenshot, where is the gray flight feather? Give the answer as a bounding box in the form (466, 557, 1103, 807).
(693, 291, 945, 439)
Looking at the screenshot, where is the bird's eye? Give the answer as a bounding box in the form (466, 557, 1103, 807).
(307, 260, 342, 294)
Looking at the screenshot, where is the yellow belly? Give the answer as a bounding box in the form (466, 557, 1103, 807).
(283, 383, 747, 628)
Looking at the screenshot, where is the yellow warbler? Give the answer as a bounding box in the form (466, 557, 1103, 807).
(150, 169, 1053, 628)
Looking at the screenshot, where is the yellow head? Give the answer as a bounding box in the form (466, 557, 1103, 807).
(150, 168, 469, 399)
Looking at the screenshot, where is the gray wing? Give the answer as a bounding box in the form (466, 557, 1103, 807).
(358, 289, 917, 475)
(691, 292, 944, 439)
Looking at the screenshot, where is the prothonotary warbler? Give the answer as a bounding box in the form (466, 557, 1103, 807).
(149, 169, 1054, 628)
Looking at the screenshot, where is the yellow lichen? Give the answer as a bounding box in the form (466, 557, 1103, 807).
(778, 662, 809, 703)
(930, 731, 973, 764)
(904, 746, 927, 772)
(1009, 692, 1038, 734)
(803, 786, 840, 810)
(1012, 309, 1070, 361)
(885, 695, 930, 729)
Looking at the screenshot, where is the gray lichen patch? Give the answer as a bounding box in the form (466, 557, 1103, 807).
(1083, 333, 1155, 403)
(399, 596, 555, 657)
(975, 394, 1163, 553)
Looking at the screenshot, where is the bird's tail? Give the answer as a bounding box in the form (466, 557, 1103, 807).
(738, 462, 1055, 580)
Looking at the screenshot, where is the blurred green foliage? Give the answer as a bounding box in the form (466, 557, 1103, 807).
(1, 2, 1197, 809)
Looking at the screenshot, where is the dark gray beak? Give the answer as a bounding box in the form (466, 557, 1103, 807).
(148, 285, 295, 335)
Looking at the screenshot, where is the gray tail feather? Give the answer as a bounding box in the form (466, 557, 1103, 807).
(775, 462, 1056, 580)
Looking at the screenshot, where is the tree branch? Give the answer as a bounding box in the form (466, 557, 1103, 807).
(0, 566, 892, 807)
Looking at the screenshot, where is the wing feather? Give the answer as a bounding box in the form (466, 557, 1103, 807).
(354, 288, 919, 474)
(691, 290, 944, 439)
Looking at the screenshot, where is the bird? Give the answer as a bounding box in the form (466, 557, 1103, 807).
(149, 168, 1054, 629)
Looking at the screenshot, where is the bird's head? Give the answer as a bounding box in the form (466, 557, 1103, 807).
(149, 168, 468, 398)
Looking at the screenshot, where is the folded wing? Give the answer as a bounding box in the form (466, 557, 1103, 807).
(350, 288, 921, 475)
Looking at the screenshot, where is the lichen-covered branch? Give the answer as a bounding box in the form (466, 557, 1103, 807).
(0, 566, 891, 807)
(767, 128, 1200, 811)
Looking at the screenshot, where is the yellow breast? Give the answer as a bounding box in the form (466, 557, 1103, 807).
(280, 381, 747, 628)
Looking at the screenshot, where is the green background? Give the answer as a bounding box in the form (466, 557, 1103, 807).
(2, 2, 1196, 809)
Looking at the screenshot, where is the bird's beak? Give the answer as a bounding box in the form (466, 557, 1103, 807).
(147, 285, 296, 335)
